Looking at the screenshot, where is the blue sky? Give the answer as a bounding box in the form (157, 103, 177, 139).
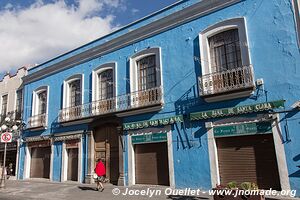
(0, 0, 178, 78)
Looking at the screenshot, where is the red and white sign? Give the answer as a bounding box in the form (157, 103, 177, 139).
(1, 132, 12, 143)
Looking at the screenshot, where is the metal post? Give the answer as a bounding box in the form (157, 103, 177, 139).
(0, 142, 7, 188)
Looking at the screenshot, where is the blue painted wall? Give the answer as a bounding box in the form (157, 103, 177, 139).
(52, 142, 62, 182)
(20, 0, 300, 194)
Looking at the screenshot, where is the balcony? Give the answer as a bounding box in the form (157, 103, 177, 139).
(27, 113, 47, 129)
(59, 86, 164, 123)
(198, 65, 255, 102)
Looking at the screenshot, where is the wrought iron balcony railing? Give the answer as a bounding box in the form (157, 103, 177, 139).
(28, 113, 47, 129)
(59, 86, 163, 123)
(198, 65, 255, 96)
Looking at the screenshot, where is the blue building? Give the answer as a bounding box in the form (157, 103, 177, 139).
(18, 0, 300, 195)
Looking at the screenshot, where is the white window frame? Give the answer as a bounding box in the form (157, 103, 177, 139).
(32, 86, 49, 116)
(199, 17, 251, 76)
(129, 47, 163, 93)
(292, 0, 300, 47)
(63, 74, 84, 108)
(92, 62, 117, 102)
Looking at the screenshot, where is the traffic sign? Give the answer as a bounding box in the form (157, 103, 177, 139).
(1, 132, 12, 143)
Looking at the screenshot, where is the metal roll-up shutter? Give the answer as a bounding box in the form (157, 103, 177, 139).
(216, 134, 281, 190)
(134, 142, 169, 185)
(30, 147, 51, 178)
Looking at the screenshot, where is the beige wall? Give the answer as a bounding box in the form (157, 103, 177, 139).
(0, 67, 27, 115)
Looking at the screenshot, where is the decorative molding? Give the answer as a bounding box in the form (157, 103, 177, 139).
(25, 135, 50, 142)
(23, 0, 242, 84)
(54, 134, 82, 142)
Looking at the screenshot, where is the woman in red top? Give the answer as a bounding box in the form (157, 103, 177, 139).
(95, 158, 106, 192)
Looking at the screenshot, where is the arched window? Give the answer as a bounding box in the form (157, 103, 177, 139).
(136, 55, 157, 90)
(98, 69, 114, 100)
(198, 18, 254, 101)
(63, 74, 83, 108)
(130, 47, 162, 93)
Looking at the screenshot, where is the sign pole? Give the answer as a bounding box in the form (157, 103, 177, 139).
(0, 142, 7, 188)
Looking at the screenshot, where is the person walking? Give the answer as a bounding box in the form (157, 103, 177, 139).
(94, 158, 106, 192)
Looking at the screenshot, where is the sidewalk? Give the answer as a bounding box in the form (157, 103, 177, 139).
(0, 179, 298, 200)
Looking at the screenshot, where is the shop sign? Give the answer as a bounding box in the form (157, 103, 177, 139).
(0, 142, 17, 151)
(123, 115, 183, 131)
(190, 100, 285, 121)
(213, 122, 272, 138)
(132, 132, 167, 144)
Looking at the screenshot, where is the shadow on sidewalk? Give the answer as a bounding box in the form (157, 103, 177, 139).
(77, 186, 98, 191)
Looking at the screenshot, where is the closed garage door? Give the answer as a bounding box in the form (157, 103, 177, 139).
(216, 134, 281, 190)
(135, 142, 169, 185)
(30, 147, 51, 178)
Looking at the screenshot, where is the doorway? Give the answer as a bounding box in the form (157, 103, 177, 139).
(94, 125, 119, 185)
(67, 148, 78, 181)
(30, 147, 51, 179)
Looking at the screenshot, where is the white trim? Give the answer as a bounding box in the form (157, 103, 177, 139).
(63, 74, 84, 108)
(207, 127, 220, 187)
(49, 141, 54, 181)
(61, 142, 67, 182)
(92, 62, 117, 102)
(78, 137, 82, 183)
(23, 145, 31, 179)
(166, 130, 175, 188)
(129, 47, 163, 92)
(271, 114, 291, 190)
(199, 17, 251, 75)
(127, 134, 135, 186)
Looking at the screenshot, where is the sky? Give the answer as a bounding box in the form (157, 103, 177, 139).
(0, 0, 179, 77)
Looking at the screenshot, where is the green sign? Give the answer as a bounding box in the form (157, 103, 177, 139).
(123, 115, 183, 131)
(213, 122, 272, 137)
(190, 100, 285, 121)
(132, 133, 167, 144)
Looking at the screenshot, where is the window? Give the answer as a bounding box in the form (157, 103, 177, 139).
(137, 55, 157, 90)
(15, 89, 23, 120)
(92, 63, 116, 102)
(98, 69, 114, 100)
(38, 90, 47, 114)
(208, 29, 242, 73)
(63, 74, 83, 108)
(69, 79, 81, 107)
(1, 94, 8, 116)
(130, 47, 162, 93)
(129, 47, 163, 107)
(29, 86, 48, 128)
(199, 18, 254, 101)
(292, 0, 300, 47)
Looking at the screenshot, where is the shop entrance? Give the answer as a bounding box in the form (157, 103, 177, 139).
(67, 148, 78, 181)
(0, 150, 17, 176)
(94, 125, 119, 185)
(134, 142, 169, 185)
(216, 134, 281, 190)
(30, 146, 51, 179)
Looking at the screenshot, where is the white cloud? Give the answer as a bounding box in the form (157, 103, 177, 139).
(0, 0, 123, 72)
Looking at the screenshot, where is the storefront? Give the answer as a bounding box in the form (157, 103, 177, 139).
(24, 138, 51, 179)
(190, 100, 291, 191)
(124, 115, 182, 187)
(54, 133, 82, 183)
(0, 142, 18, 176)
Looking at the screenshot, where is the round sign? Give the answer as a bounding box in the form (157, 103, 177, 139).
(1, 132, 12, 143)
